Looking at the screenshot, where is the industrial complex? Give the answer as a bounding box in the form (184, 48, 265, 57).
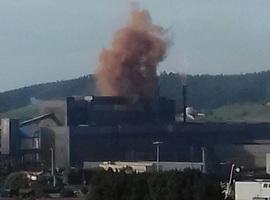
(2, 3, 270, 199)
(1, 93, 270, 179)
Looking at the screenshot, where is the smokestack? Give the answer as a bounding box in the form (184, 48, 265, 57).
(182, 84, 187, 123)
(179, 73, 187, 123)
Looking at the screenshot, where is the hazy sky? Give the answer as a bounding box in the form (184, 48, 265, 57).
(0, 0, 270, 92)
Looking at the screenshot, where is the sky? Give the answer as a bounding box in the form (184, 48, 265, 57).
(0, 0, 270, 92)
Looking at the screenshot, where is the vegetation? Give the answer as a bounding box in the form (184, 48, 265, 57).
(204, 103, 270, 122)
(0, 105, 39, 120)
(69, 169, 223, 200)
(4, 172, 30, 195)
(2, 171, 67, 198)
(159, 71, 270, 109)
(0, 169, 223, 199)
(0, 74, 96, 113)
(1, 71, 270, 117)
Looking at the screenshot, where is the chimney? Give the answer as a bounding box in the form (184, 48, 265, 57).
(182, 84, 187, 123)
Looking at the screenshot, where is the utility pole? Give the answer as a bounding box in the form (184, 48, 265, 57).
(201, 147, 206, 173)
(225, 163, 235, 199)
(153, 141, 163, 172)
(50, 147, 56, 187)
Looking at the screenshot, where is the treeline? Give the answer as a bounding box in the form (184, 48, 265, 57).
(0, 75, 97, 113)
(159, 71, 270, 109)
(2, 169, 223, 199)
(1, 71, 270, 113)
(78, 169, 223, 200)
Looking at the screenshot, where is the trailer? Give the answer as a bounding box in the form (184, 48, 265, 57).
(235, 180, 270, 200)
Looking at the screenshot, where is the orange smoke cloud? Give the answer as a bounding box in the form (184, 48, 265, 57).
(96, 7, 169, 101)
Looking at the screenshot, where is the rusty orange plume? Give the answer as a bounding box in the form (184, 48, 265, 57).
(96, 7, 169, 101)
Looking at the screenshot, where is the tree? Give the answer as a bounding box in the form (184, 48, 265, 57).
(4, 171, 30, 196)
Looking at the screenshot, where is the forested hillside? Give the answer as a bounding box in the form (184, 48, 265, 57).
(159, 71, 270, 109)
(0, 75, 97, 113)
(0, 71, 270, 113)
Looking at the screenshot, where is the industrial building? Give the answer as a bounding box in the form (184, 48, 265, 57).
(0, 95, 176, 169)
(1, 95, 270, 176)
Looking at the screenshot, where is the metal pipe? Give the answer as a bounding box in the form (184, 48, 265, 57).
(201, 147, 206, 173)
(153, 141, 163, 172)
(225, 163, 235, 199)
(157, 144, 160, 172)
(20, 113, 56, 127)
(50, 147, 56, 187)
(183, 85, 187, 123)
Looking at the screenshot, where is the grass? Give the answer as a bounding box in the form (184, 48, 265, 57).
(204, 103, 270, 122)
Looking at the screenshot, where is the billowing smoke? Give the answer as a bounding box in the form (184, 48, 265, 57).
(96, 7, 169, 102)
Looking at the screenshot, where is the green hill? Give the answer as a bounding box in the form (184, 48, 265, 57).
(0, 105, 39, 121)
(204, 103, 270, 122)
(0, 75, 97, 113)
(2, 102, 270, 123)
(1, 71, 270, 114)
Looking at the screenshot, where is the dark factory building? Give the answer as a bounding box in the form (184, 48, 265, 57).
(68, 122, 270, 173)
(62, 96, 270, 174)
(2, 96, 270, 176)
(66, 96, 176, 126)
